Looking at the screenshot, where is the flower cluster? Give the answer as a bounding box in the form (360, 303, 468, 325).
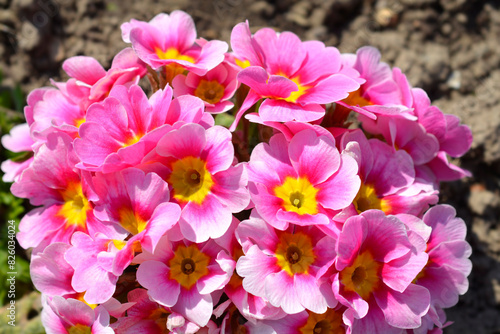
(4, 10, 473, 334)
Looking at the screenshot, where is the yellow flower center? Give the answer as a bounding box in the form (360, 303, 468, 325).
(168, 156, 214, 205)
(74, 118, 86, 128)
(284, 76, 311, 103)
(57, 182, 90, 230)
(194, 79, 225, 104)
(340, 251, 382, 300)
(342, 88, 373, 107)
(275, 232, 316, 276)
(68, 324, 91, 334)
(169, 244, 210, 290)
(122, 133, 143, 148)
(155, 47, 195, 63)
(117, 207, 148, 235)
(74, 292, 98, 309)
(274, 176, 319, 215)
(352, 183, 390, 214)
(299, 309, 345, 334)
(273, 72, 310, 103)
(235, 58, 251, 69)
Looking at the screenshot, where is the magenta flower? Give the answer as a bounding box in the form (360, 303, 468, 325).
(236, 211, 337, 314)
(42, 296, 114, 334)
(136, 236, 234, 327)
(30, 243, 75, 298)
(329, 210, 430, 332)
(412, 205, 472, 309)
(111, 288, 205, 334)
(172, 61, 239, 113)
(74, 84, 212, 173)
(11, 132, 121, 252)
(248, 129, 360, 230)
(1, 123, 34, 182)
(229, 22, 360, 130)
(411, 88, 473, 181)
(338, 46, 414, 119)
(360, 88, 472, 184)
(91, 168, 181, 256)
(64, 232, 124, 304)
(337, 129, 438, 221)
(260, 307, 349, 334)
(151, 123, 250, 242)
(216, 217, 286, 321)
(121, 10, 228, 74)
(57, 47, 147, 111)
(29, 49, 146, 142)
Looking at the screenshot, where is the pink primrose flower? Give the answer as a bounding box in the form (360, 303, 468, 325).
(136, 236, 234, 327)
(121, 10, 228, 75)
(359, 88, 472, 184)
(411, 205, 472, 309)
(1, 123, 35, 182)
(11, 132, 121, 252)
(235, 210, 338, 314)
(150, 122, 249, 242)
(42, 296, 114, 334)
(64, 232, 126, 304)
(247, 129, 360, 230)
(260, 307, 350, 334)
(215, 217, 287, 321)
(111, 288, 206, 334)
(60, 48, 147, 109)
(217, 302, 276, 334)
(329, 210, 430, 332)
(337, 46, 414, 120)
(229, 22, 360, 130)
(75, 84, 212, 173)
(30, 243, 75, 297)
(337, 129, 438, 221)
(91, 168, 181, 255)
(172, 61, 239, 113)
(29, 49, 146, 143)
(410, 88, 472, 181)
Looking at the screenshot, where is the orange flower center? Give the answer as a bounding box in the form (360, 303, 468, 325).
(194, 79, 225, 104)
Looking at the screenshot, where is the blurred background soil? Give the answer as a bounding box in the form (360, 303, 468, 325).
(0, 0, 499, 333)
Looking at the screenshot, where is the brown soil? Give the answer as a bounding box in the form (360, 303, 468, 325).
(1, 0, 500, 333)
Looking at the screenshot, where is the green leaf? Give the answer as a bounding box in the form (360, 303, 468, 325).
(214, 113, 235, 128)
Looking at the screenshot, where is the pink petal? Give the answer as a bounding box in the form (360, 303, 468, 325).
(238, 66, 298, 99)
(136, 260, 180, 307)
(62, 56, 106, 85)
(382, 250, 428, 293)
(299, 73, 359, 104)
(230, 22, 264, 67)
(237, 245, 279, 298)
(316, 154, 360, 210)
(295, 273, 328, 313)
(30, 243, 74, 296)
(202, 126, 233, 173)
(265, 270, 304, 314)
(288, 129, 340, 185)
(1, 123, 33, 152)
(374, 284, 430, 329)
(156, 123, 206, 159)
(49, 296, 95, 327)
(172, 288, 212, 327)
(141, 202, 181, 253)
(258, 99, 325, 123)
(211, 164, 250, 213)
(180, 194, 232, 242)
